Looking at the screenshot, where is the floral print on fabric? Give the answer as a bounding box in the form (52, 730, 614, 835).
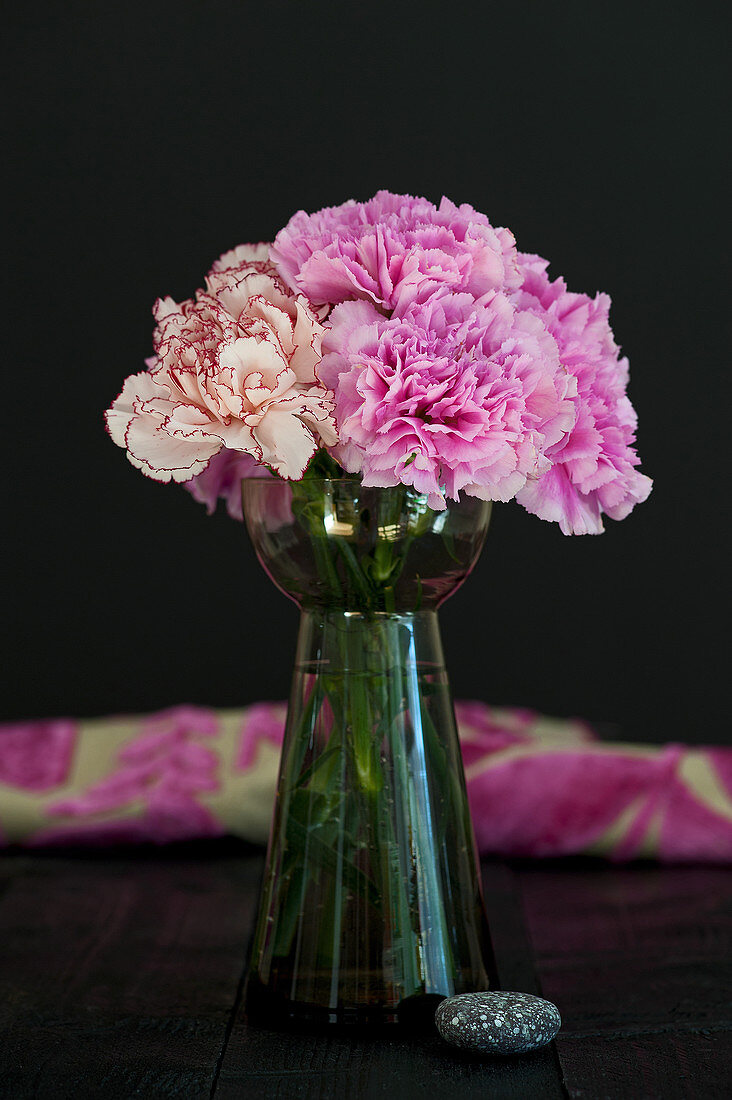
(1, 703, 730, 861)
(0, 720, 78, 791)
(34, 707, 224, 846)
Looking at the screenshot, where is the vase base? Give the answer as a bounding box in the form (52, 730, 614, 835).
(245, 976, 462, 1033)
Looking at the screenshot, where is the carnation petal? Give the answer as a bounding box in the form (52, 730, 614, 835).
(105, 371, 164, 448)
(253, 406, 318, 479)
(125, 417, 221, 483)
(517, 466, 605, 535)
(211, 242, 270, 271)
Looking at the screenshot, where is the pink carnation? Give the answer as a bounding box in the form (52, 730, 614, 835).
(320, 292, 577, 508)
(513, 255, 652, 534)
(271, 190, 520, 314)
(106, 253, 338, 483)
(183, 449, 270, 521)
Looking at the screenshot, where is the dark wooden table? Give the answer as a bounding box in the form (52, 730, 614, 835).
(0, 843, 729, 1099)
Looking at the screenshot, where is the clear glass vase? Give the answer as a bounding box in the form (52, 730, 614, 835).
(242, 478, 494, 1029)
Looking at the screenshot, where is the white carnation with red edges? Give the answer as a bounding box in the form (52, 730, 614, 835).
(106, 249, 337, 483)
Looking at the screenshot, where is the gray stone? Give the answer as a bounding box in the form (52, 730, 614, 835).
(435, 991, 561, 1055)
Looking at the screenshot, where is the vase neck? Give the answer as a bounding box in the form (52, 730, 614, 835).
(295, 608, 445, 679)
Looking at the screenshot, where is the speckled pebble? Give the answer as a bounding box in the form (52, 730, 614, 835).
(435, 991, 561, 1055)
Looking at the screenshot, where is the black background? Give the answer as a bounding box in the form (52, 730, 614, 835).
(3, 1, 728, 744)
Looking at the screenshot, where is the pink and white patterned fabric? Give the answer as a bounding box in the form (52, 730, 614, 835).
(1, 702, 730, 861)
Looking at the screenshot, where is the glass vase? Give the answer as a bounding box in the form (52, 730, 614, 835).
(242, 478, 494, 1029)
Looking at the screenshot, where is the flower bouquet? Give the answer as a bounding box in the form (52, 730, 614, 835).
(107, 192, 651, 1028)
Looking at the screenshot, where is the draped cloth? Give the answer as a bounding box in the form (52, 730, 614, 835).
(1, 702, 730, 861)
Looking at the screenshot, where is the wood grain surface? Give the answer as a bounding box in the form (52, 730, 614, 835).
(520, 862, 732, 1099)
(0, 845, 729, 1099)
